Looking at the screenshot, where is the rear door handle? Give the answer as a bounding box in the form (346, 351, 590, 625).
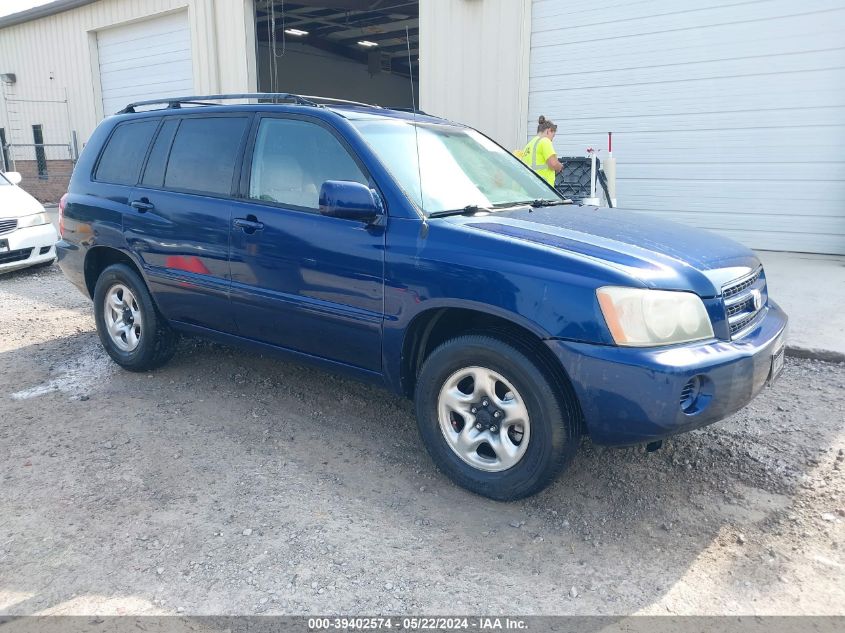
(233, 217, 264, 233)
(130, 199, 154, 212)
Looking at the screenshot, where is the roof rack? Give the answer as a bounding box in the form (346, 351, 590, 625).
(298, 95, 382, 109)
(116, 92, 382, 114)
(389, 107, 432, 116)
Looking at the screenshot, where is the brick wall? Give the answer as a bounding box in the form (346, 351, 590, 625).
(12, 160, 73, 203)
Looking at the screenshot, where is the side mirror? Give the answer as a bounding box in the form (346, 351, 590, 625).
(4, 171, 22, 185)
(319, 180, 381, 223)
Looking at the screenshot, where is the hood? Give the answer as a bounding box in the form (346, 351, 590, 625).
(0, 182, 45, 219)
(457, 205, 759, 297)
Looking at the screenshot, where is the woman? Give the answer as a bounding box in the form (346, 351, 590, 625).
(520, 115, 564, 186)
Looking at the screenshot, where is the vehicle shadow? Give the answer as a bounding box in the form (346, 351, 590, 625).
(0, 332, 841, 616)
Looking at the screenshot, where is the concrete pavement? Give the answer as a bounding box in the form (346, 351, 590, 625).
(757, 250, 845, 361)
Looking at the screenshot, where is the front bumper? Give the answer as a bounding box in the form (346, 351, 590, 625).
(0, 223, 58, 273)
(546, 301, 788, 446)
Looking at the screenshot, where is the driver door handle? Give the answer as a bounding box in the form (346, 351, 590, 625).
(130, 199, 155, 212)
(233, 216, 264, 233)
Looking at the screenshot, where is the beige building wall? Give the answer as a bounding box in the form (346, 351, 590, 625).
(419, 0, 531, 151)
(0, 0, 257, 149)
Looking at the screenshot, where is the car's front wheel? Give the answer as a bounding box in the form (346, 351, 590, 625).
(414, 335, 579, 501)
(93, 263, 177, 371)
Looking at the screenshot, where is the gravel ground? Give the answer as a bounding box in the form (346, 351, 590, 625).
(0, 265, 843, 616)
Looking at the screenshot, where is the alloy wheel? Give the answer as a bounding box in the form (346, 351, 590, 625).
(103, 283, 142, 352)
(437, 366, 531, 472)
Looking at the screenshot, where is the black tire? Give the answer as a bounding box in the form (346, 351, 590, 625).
(414, 334, 579, 501)
(93, 263, 178, 371)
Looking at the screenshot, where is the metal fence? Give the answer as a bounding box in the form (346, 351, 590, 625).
(4, 140, 78, 177)
(1, 83, 78, 200)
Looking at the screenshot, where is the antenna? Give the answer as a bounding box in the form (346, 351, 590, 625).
(406, 26, 424, 214)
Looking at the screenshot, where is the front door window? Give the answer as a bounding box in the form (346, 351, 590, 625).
(248, 118, 368, 211)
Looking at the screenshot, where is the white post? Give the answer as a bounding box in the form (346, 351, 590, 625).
(603, 156, 617, 208)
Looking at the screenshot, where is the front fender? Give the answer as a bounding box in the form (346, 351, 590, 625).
(381, 217, 638, 393)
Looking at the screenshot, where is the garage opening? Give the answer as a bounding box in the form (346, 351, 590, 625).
(254, 0, 418, 108)
(97, 10, 193, 116)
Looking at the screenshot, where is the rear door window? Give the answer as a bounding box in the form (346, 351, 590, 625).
(140, 118, 180, 188)
(95, 119, 159, 185)
(248, 118, 367, 210)
(163, 117, 249, 196)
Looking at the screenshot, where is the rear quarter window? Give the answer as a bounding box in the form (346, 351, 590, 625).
(163, 117, 249, 196)
(94, 119, 159, 185)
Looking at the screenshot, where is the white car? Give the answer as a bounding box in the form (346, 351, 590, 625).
(0, 171, 58, 274)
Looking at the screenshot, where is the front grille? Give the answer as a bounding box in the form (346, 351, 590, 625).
(0, 247, 33, 265)
(726, 297, 753, 318)
(0, 219, 17, 235)
(730, 312, 759, 335)
(722, 267, 761, 300)
(722, 266, 766, 338)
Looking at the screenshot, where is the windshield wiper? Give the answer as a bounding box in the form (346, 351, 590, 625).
(427, 198, 569, 218)
(516, 198, 571, 207)
(427, 205, 493, 218)
(484, 198, 570, 210)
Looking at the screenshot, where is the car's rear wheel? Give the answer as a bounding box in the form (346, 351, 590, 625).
(93, 263, 177, 371)
(414, 334, 579, 501)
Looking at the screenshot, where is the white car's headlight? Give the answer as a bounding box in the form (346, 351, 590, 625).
(596, 287, 714, 347)
(17, 212, 49, 229)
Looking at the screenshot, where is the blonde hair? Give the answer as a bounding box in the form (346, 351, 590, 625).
(537, 115, 558, 134)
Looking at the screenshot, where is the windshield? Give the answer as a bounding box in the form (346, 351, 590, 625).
(0, 173, 9, 186)
(351, 120, 560, 214)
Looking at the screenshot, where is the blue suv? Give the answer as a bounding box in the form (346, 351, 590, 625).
(57, 93, 788, 500)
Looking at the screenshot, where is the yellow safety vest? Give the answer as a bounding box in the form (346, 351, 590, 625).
(521, 136, 556, 186)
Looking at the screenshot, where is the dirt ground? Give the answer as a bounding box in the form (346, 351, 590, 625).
(1, 264, 843, 616)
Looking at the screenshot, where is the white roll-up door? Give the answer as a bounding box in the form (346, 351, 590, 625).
(528, 0, 845, 255)
(97, 11, 194, 116)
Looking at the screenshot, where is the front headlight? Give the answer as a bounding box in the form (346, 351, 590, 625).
(596, 286, 714, 346)
(17, 212, 49, 228)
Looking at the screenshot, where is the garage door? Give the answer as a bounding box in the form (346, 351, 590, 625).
(97, 11, 194, 116)
(528, 0, 845, 255)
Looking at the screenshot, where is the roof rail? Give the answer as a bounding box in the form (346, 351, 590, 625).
(390, 107, 432, 116)
(298, 95, 383, 109)
(116, 93, 317, 114)
(116, 92, 381, 114)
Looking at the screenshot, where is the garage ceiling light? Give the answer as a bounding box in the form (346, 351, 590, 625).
(358, 40, 379, 47)
(284, 28, 308, 36)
